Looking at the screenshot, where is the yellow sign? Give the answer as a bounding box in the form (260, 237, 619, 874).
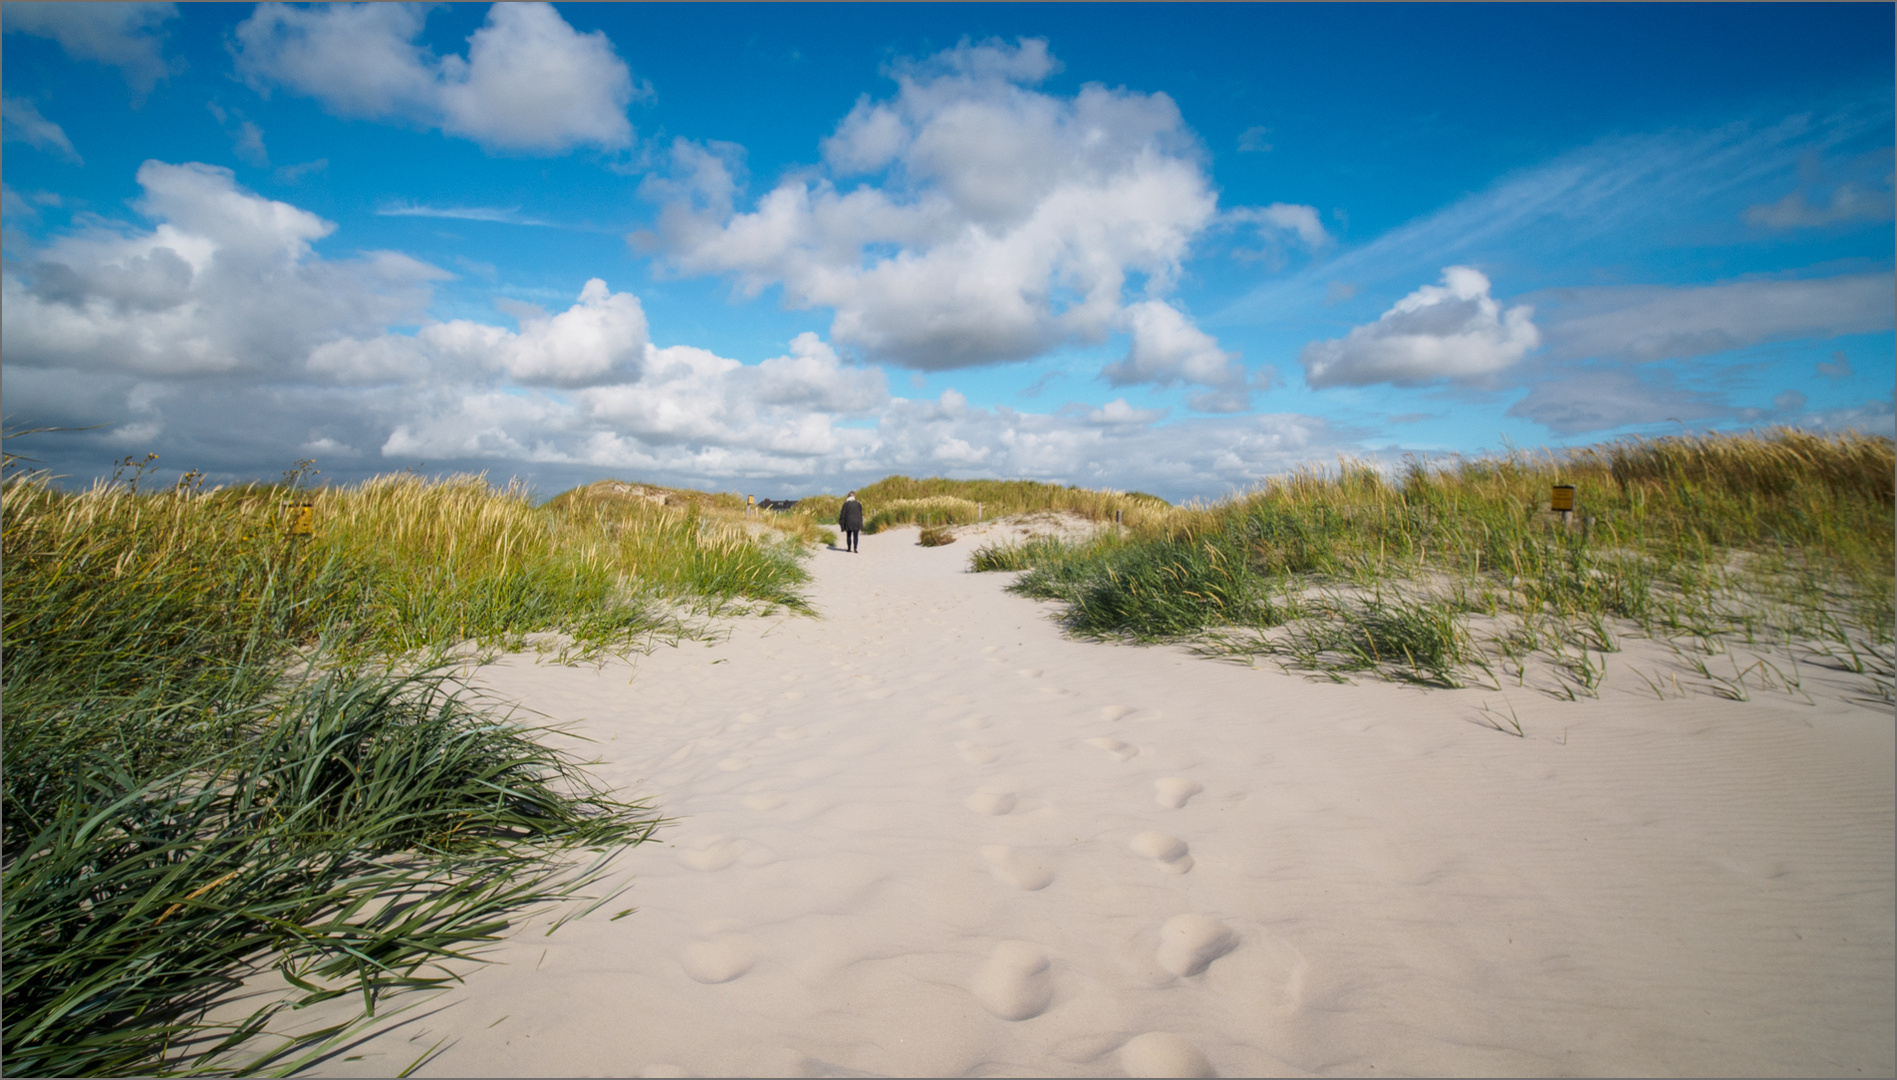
(287, 502, 314, 536)
(1550, 485, 1576, 513)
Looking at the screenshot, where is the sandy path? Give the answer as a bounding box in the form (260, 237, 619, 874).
(313, 525, 1893, 1078)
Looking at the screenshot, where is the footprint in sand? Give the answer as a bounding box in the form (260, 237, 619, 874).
(965, 788, 1017, 816)
(979, 845, 1053, 890)
(1084, 737, 1139, 761)
(775, 726, 804, 741)
(1154, 777, 1204, 809)
(957, 741, 1001, 765)
(1130, 831, 1194, 875)
(678, 932, 757, 984)
(1101, 705, 1136, 722)
(1016, 668, 1044, 678)
(1156, 913, 1237, 977)
(972, 941, 1054, 1020)
(1119, 1032, 1215, 1078)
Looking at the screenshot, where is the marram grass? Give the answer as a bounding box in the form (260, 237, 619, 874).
(0, 466, 816, 1076)
(973, 429, 1895, 696)
(800, 475, 1171, 534)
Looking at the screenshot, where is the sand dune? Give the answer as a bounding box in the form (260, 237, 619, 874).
(310, 522, 1894, 1077)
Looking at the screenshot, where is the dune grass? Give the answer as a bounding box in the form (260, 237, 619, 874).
(1, 464, 817, 1075)
(972, 429, 1895, 696)
(800, 475, 1170, 535)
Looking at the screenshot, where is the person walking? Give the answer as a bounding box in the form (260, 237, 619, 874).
(838, 491, 863, 553)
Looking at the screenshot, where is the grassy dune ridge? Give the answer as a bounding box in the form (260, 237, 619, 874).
(796, 475, 1171, 535)
(0, 467, 814, 1075)
(973, 429, 1895, 696)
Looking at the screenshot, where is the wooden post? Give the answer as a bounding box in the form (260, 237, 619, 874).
(1115, 508, 1123, 536)
(747, 494, 755, 519)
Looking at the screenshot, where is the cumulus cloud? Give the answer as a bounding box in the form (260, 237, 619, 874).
(310, 278, 649, 387)
(640, 37, 1229, 377)
(1, 160, 444, 376)
(1301, 266, 1539, 388)
(233, 2, 636, 153)
(2, 96, 82, 163)
(1541, 272, 1896, 363)
(1102, 300, 1249, 410)
(2, 157, 1362, 502)
(3, 2, 178, 97)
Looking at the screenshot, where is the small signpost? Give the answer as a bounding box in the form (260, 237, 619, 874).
(747, 494, 755, 519)
(1551, 484, 1576, 527)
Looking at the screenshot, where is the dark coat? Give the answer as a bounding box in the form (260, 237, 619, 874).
(838, 498, 864, 532)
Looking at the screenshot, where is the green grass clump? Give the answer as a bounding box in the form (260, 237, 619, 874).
(975, 429, 1895, 696)
(0, 463, 821, 1075)
(4, 669, 653, 1078)
(917, 525, 957, 547)
(866, 496, 981, 533)
(968, 535, 1079, 572)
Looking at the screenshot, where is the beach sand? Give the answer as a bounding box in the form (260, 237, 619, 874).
(308, 522, 1894, 1077)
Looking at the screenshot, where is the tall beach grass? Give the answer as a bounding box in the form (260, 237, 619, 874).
(972, 429, 1895, 696)
(1, 463, 816, 1075)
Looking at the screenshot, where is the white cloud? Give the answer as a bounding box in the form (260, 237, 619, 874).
(1301, 266, 1540, 388)
(1083, 398, 1166, 425)
(642, 38, 1229, 376)
(1, 158, 1364, 502)
(2, 160, 444, 376)
(1745, 184, 1893, 229)
(207, 103, 268, 167)
(3, 2, 178, 97)
(2, 96, 82, 163)
(1541, 272, 1896, 363)
(275, 158, 328, 184)
(1102, 300, 1248, 408)
(376, 202, 553, 226)
(1227, 202, 1328, 247)
(233, 2, 636, 153)
(311, 278, 648, 387)
(1236, 126, 1272, 153)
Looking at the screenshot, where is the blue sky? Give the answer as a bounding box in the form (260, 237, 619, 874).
(4, 3, 1891, 500)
